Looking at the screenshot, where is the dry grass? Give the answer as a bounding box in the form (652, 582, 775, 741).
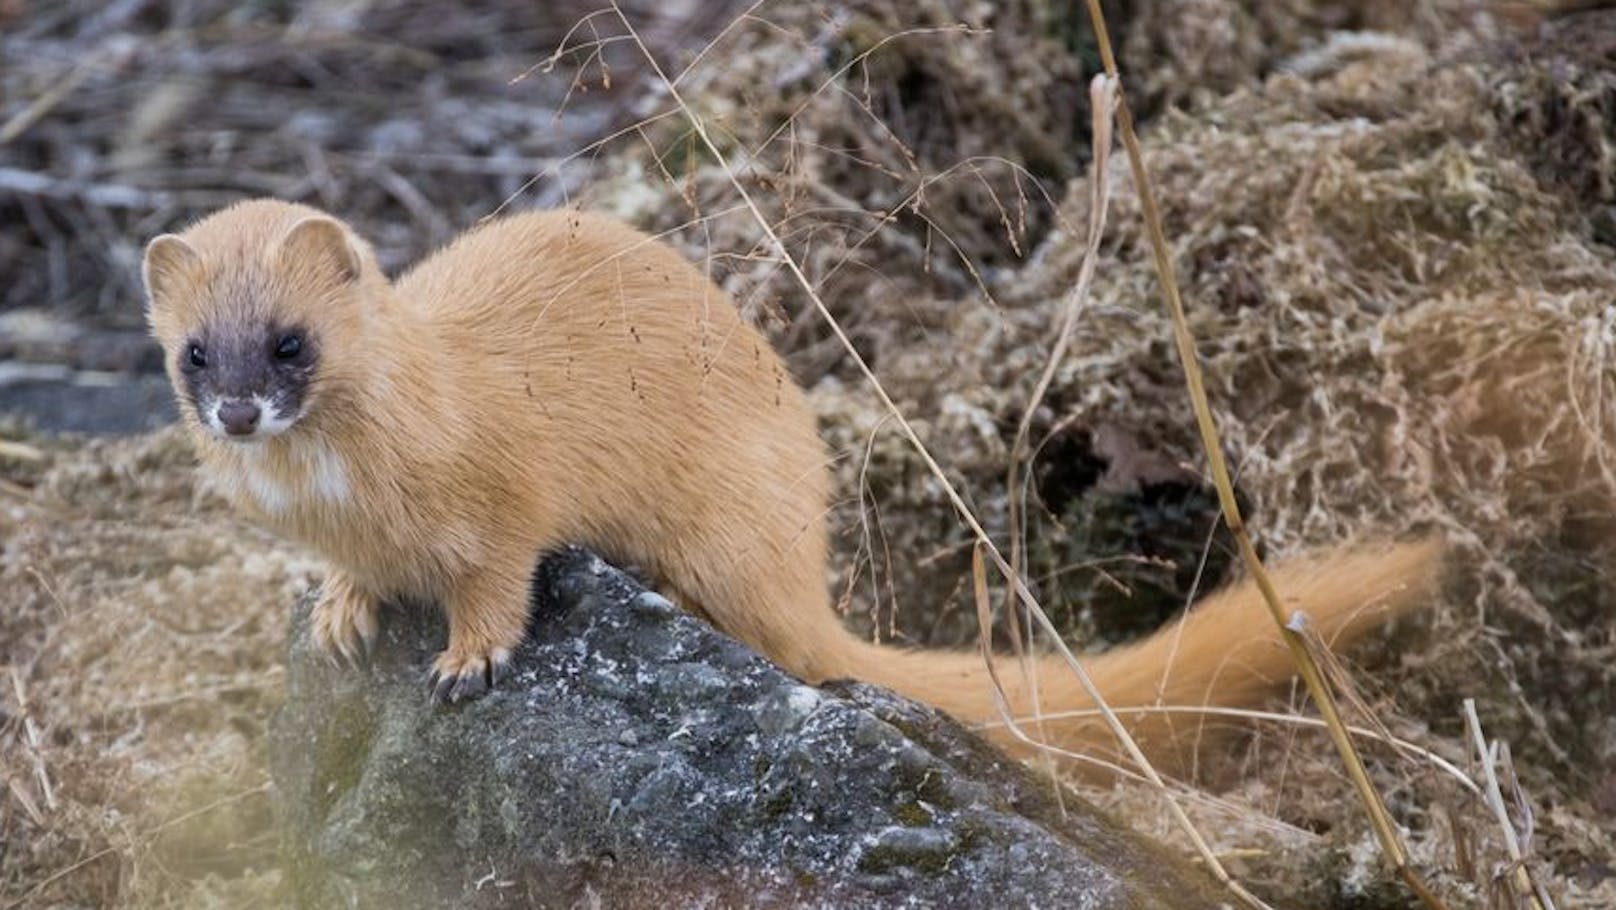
(1, 429, 311, 907)
(4, 1, 1615, 907)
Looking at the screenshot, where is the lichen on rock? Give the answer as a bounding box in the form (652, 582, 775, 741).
(270, 547, 1224, 908)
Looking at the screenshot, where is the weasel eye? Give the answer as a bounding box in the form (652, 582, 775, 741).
(275, 334, 303, 360)
(186, 343, 207, 369)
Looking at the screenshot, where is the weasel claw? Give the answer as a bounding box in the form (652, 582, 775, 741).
(429, 669, 456, 704)
(311, 580, 381, 671)
(429, 647, 515, 704)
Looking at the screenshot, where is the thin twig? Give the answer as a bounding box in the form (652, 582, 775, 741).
(1462, 699, 1554, 910)
(9, 667, 55, 813)
(0, 441, 45, 462)
(971, 546, 1064, 817)
(0, 166, 175, 210)
(4, 778, 45, 827)
(0, 59, 98, 146)
(979, 703, 1480, 796)
(1075, 1, 1446, 905)
(1002, 75, 1117, 780)
(608, 6, 1264, 907)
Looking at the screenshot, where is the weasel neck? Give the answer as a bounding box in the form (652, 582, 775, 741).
(313, 288, 460, 444)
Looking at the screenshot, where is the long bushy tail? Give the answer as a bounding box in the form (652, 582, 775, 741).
(838, 537, 1442, 775)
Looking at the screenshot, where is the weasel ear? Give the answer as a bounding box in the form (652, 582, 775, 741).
(279, 215, 363, 285)
(142, 234, 203, 308)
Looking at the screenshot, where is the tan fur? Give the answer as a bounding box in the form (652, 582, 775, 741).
(145, 199, 1440, 768)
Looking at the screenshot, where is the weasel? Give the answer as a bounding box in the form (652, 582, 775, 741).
(143, 199, 1439, 768)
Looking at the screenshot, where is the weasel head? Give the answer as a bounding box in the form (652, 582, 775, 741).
(142, 199, 382, 445)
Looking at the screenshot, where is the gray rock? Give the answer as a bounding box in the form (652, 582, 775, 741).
(0, 309, 176, 435)
(270, 547, 1227, 909)
(0, 366, 176, 434)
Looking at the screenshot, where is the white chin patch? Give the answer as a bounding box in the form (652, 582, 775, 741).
(257, 397, 300, 435)
(202, 395, 301, 442)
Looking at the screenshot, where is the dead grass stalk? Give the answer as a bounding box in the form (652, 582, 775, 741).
(607, 4, 1268, 906)
(1463, 699, 1555, 910)
(1002, 75, 1118, 803)
(1077, 0, 1445, 904)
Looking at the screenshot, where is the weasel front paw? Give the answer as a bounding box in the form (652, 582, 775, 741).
(311, 574, 381, 666)
(429, 644, 514, 704)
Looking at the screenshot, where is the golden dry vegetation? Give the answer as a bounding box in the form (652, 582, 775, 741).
(3, 1, 1614, 907)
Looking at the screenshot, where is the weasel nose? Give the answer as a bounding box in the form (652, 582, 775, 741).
(217, 400, 261, 436)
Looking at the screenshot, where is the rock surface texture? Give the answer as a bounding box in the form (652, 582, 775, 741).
(270, 547, 1225, 908)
